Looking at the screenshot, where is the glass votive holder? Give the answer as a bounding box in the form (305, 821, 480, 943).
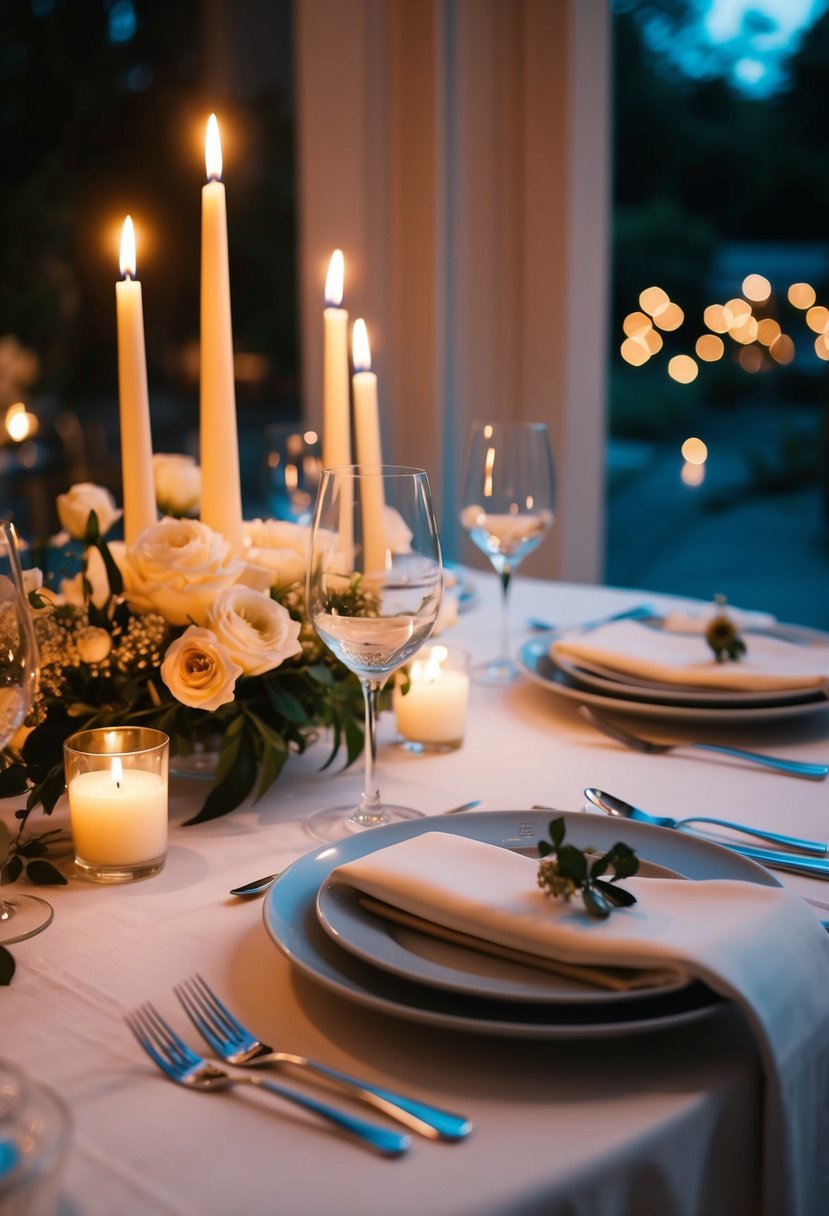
(0, 1066, 72, 1216)
(393, 644, 470, 753)
(63, 727, 169, 883)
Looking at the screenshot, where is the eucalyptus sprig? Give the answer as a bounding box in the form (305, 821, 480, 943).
(537, 817, 640, 919)
(705, 594, 747, 663)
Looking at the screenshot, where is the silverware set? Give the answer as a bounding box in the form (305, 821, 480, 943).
(126, 975, 472, 1154)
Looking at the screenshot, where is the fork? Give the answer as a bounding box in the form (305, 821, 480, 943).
(125, 1002, 409, 1156)
(577, 705, 829, 780)
(174, 975, 471, 1141)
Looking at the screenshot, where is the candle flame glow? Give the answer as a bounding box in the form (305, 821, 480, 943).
(412, 645, 448, 684)
(325, 249, 344, 307)
(111, 756, 123, 790)
(205, 113, 223, 181)
(352, 318, 372, 371)
(120, 216, 136, 278)
(484, 446, 496, 497)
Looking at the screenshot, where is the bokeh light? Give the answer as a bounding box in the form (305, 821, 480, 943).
(806, 305, 829, 334)
(695, 334, 724, 361)
(729, 315, 758, 344)
(725, 297, 752, 322)
(681, 437, 708, 465)
(703, 304, 732, 333)
(654, 302, 684, 331)
(681, 461, 705, 487)
(788, 282, 816, 310)
(639, 286, 669, 316)
(742, 274, 771, 302)
(667, 354, 698, 383)
(620, 337, 650, 366)
(769, 334, 795, 364)
(623, 311, 652, 338)
(756, 318, 781, 346)
(738, 346, 764, 372)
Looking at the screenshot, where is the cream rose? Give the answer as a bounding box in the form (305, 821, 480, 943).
(153, 453, 201, 517)
(160, 626, 242, 711)
(121, 518, 245, 626)
(208, 585, 302, 676)
(76, 626, 112, 664)
(242, 518, 310, 590)
(56, 483, 122, 540)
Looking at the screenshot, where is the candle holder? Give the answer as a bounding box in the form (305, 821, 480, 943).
(63, 727, 169, 883)
(393, 645, 470, 754)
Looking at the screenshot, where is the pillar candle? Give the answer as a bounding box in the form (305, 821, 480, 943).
(68, 758, 167, 866)
(352, 318, 386, 573)
(115, 216, 157, 544)
(200, 113, 243, 551)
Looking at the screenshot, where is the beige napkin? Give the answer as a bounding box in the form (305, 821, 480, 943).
(330, 831, 829, 1215)
(551, 617, 829, 692)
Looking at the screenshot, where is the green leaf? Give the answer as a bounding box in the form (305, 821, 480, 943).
(184, 726, 258, 825)
(265, 682, 313, 726)
(537, 840, 552, 857)
(582, 886, 612, 919)
(94, 537, 123, 597)
(1, 855, 23, 884)
(0, 765, 30, 798)
(549, 818, 565, 848)
(26, 859, 68, 886)
(85, 509, 100, 544)
(555, 843, 588, 884)
(590, 853, 610, 880)
(605, 842, 640, 881)
(0, 821, 10, 866)
(0, 946, 15, 985)
(594, 879, 637, 908)
(307, 662, 335, 686)
(320, 720, 342, 771)
(342, 715, 364, 769)
(254, 742, 286, 803)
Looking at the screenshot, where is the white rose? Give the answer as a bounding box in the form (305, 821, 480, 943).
(121, 518, 245, 626)
(242, 518, 310, 590)
(56, 483, 122, 540)
(21, 567, 42, 594)
(59, 542, 125, 610)
(153, 453, 201, 517)
(76, 626, 112, 664)
(160, 626, 242, 711)
(208, 585, 302, 676)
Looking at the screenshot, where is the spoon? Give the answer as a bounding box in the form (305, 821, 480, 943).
(584, 787, 829, 881)
(228, 800, 485, 898)
(527, 603, 655, 635)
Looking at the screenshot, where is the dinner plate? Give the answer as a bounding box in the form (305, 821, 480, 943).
(517, 636, 829, 725)
(316, 853, 686, 1005)
(263, 810, 780, 1039)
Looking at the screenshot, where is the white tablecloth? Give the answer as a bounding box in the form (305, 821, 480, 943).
(6, 573, 829, 1216)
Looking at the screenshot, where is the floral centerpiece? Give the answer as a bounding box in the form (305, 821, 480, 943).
(2, 476, 368, 850)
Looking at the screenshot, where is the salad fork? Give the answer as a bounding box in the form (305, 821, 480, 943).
(125, 1002, 409, 1156)
(174, 975, 471, 1141)
(578, 705, 829, 780)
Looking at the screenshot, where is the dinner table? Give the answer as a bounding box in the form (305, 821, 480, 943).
(5, 569, 829, 1216)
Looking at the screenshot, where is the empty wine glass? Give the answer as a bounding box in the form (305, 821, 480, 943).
(0, 522, 50, 944)
(460, 421, 555, 683)
(306, 466, 442, 841)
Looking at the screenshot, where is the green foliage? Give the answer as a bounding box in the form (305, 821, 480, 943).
(537, 818, 639, 919)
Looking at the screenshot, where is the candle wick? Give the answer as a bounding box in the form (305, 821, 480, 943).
(116, 780, 121, 790)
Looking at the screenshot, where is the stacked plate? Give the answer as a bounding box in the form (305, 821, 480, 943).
(517, 618, 829, 725)
(263, 810, 779, 1040)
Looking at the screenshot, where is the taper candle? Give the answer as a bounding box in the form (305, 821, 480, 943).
(352, 318, 386, 572)
(200, 113, 243, 551)
(116, 216, 157, 544)
(322, 250, 351, 470)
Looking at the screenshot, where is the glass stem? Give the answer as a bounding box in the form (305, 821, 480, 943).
(500, 566, 512, 660)
(351, 678, 385, 827)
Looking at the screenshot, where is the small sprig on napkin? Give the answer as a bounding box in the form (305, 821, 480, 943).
(705, 594, 747, 664)
(537, 818, 639, 919)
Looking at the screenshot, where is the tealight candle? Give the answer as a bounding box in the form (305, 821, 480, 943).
(64, 728, 169, 883)
(393, 645, 470, 753)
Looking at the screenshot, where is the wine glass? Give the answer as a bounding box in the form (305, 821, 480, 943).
(306, 465, 442, 841)
(460, 421, 555, 683)
(0, 521, 50, 944)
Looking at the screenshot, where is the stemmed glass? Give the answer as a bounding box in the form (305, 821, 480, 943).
(0, 521, 50, 944)
(306, 465, 442, 841)
(460, 421, 556, 683)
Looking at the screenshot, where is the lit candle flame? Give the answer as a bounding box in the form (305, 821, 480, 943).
(205, 113, 223, 181)
(325, 249, 344, 307)
(120, 216, 136, 278)
(111, 756, 123, 791)
(352, 318, 372, 372)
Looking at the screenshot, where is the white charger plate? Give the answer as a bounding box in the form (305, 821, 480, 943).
(518, 637, 829, 725)
(263, 810, 779, 1039)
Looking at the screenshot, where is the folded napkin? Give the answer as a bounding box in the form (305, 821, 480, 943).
(331, 832, 829, 1216)
(551, 617, 829, 692)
